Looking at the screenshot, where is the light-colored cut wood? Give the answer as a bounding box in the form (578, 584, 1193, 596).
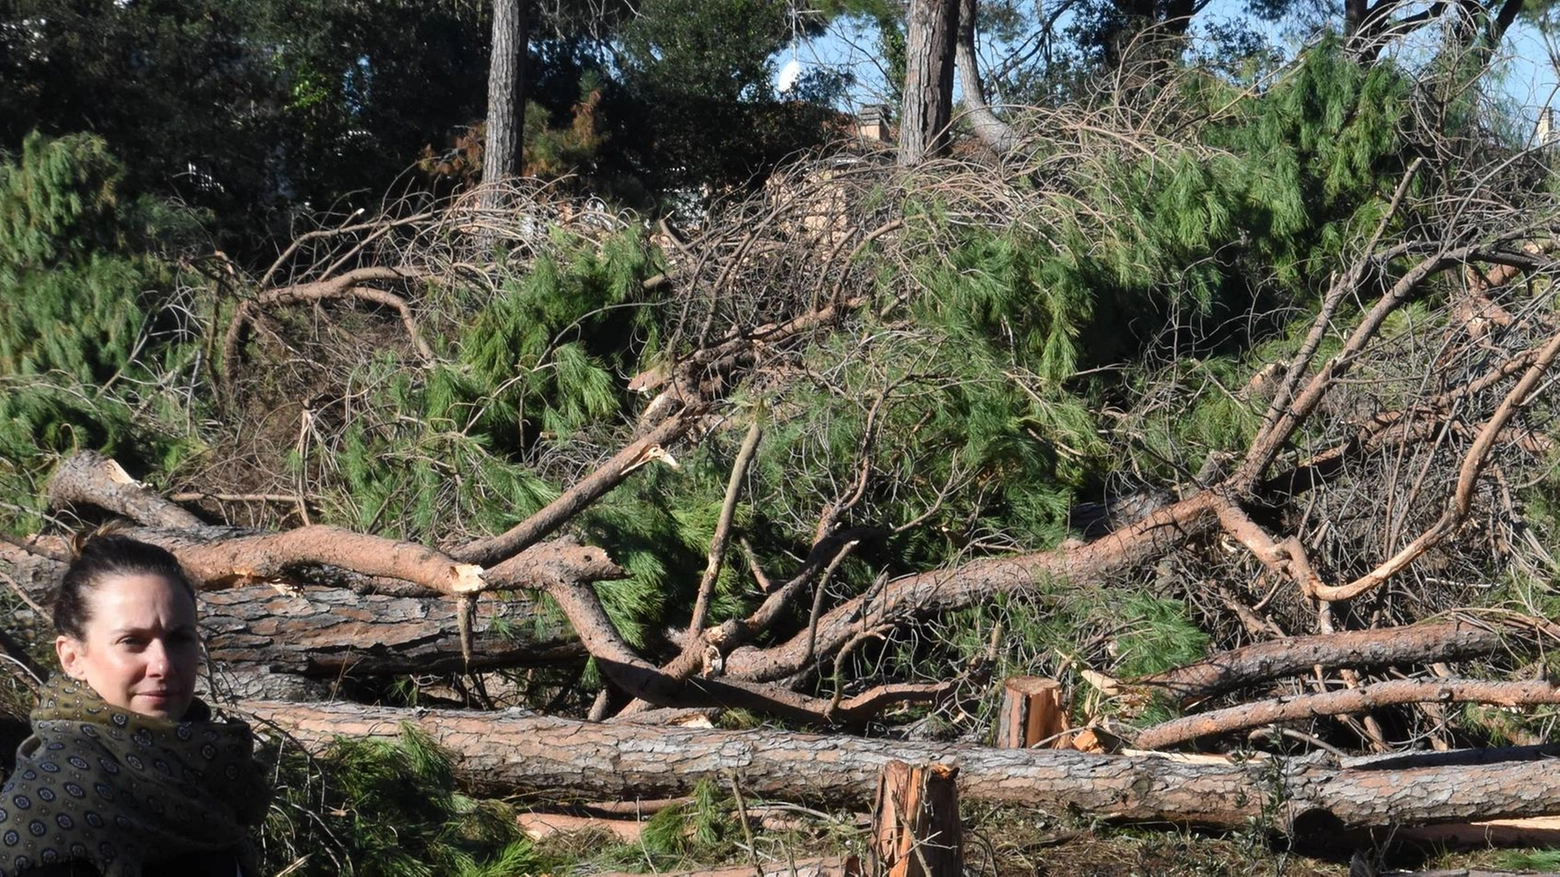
(996, 676, 1067, 749)
(871, 760, 961, 877)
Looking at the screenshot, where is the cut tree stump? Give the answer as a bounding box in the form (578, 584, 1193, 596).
(870, 761, 962, 877)
(995, 677, 1067, 749)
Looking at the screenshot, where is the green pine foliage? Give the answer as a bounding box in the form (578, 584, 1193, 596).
(262, 726, 546, 877)
(1211, 40, 1413, 278)
(457, 230, 661, 453)
(299, 227, 711, 644)
(318, 228, 662, 540)
(652, 46, 1423, 670)
(0, 132, 207, 532)
(1111, 593, 1211, 678)
(1, 132, 149, 381)
(1501, 852, 1560, 872)
(925, 585, 1208, 737)
(804, 46, 1425, 711)
(638, 779, 739, 863)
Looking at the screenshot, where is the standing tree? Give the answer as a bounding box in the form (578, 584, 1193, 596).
(899, 0, 960, 165)
(955, 0, 1017, 155)
(482, 0, 529, 200)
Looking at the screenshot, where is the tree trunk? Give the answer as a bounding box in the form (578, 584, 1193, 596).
(899, 0, 959, 166)
(954, 0, 1016, 156)
(594, 859, 856, 877)
(246, 701, 1560, 833)
(482, 0, 528, 195)
(200, 582, 581, 677)
(1, 538, 585, 684)
(1134, 618, 1545, 702)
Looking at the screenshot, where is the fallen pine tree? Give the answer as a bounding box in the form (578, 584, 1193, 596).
(247, 700, 1560, 834)
(10, 454, 1560, 727)
(7, 55, 1560, 854)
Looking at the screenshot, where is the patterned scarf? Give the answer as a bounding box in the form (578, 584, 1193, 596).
(0, 677, 269, 877)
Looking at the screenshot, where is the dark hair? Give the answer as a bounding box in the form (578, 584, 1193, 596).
(55, 534, 198, 640)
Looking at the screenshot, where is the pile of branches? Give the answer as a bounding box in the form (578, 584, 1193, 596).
(7, 51, 1560, 842)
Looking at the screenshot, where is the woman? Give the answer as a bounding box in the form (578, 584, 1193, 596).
(0, 535, 269, 877)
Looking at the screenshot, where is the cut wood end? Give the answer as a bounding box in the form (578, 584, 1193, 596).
(1080, 668, 1122, 695)
(627, 362, 670, 394)
(102, 458, 137, 486)
(1072, 729, 1107, 753)
(517, 812, 644, 843)
(450, 563, 485, 594)
(1004, 676, 1064, 695)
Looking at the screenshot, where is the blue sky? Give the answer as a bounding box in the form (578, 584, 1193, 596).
(777, 7, 1560, 136)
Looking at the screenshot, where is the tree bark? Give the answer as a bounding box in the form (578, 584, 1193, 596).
(1, 541, 583, 680)
(1136, 678, 1560, 751)
(899, 0, 959, 166)
(24, 451, 626, 598)
(1135, 618, 1547, 702)
(247, 700, 1560, 833)
(593, 859, 856, 877)
(954, 0, 1017, 156)
(200, 582, 582, 676)
(48, 452, 203, 530)
(482, 0, 528, 194)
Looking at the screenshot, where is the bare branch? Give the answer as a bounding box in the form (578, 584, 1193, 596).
(686, 419, 764, 637)
(222, 266, 433, 394)
(1137, 678, 1560, 750)
(450, 413, 703, 567)
(1309, 323, 1560, 601)
(1136, 616, 1553, 701)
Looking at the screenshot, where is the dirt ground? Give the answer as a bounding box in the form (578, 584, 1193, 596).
(972, 823, 1560, 876)
(530, 808, 1560, 877)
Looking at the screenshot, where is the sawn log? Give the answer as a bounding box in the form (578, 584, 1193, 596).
(1, 541, 584, 683)
(246, 701, 1560, 833)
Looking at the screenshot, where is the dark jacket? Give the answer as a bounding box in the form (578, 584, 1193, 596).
(10, 849, 241, 877)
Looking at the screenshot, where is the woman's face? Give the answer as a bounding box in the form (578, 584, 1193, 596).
(55, 573, 200, 720)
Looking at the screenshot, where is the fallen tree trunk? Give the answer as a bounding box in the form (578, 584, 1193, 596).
(246, 701, 1560, 832)
(2, 540, 585, 680)
(31, 451, 625, 597)
(200, 583, 581, 676)
(593, 858, 857, 877)
(1136, 677, 1560, 750)
(1135, 618, 1549, 701)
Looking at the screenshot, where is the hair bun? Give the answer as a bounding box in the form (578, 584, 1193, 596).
(70, 522, 132, 559)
